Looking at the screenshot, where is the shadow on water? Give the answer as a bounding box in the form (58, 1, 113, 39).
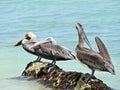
(7, 76, 55, 90)
(8, 76, 71, 90)
(9, 76, 36, 81)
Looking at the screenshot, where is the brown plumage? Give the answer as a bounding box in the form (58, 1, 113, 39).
(32, 43, 76, 65)
(75, 22, 115, 76)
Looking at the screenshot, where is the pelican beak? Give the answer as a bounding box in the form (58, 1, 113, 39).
(75, 22, 93, 49)
(14, 36, 26, 47)
(83, 30, 93, 49)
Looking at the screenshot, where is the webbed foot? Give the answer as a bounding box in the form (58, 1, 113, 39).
(43, 63, 55, 73)
(83, 73, 96, 83)
(35, 56, 41, 61)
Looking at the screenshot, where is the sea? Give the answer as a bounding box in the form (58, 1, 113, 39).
(0, 0, 120, 90)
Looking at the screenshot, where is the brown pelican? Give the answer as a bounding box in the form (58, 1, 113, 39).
(14, 32, 75, 65)
(30, 39, 76, 65)
(14, 32, 56, 61)
(75, 22, 115, 77)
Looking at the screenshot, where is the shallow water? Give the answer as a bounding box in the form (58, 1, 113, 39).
(0, 0, 120, 90)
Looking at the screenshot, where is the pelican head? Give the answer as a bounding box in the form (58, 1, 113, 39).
(14, 32, 37, 46)
(75, 22, 93, 49)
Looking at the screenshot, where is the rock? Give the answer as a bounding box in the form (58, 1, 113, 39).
(22, 61, 112, 90)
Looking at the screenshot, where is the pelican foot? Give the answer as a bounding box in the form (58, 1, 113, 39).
(35, 56, 41, 62)
(43, 63, 56, 73)
(83, 73, 96, 83)
(34, 59, 40, 62)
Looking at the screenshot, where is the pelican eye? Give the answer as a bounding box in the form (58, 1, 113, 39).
(25, 34, 31, 40)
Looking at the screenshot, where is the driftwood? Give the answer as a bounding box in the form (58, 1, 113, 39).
(22, 61, 112, 90)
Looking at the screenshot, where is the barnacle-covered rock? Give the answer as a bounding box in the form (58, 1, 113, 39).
(22, 61, 112, 90)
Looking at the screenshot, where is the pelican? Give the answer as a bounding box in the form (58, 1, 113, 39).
(75, 22, 115, 77)
(14, 32, 56, 61)
(14, 32, 75, 65)
(30, 39, 76, 65)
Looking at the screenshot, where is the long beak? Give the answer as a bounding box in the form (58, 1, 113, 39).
(82, 30, 93, 50)
(14, 37, 26, 47)
(75, 22, 93, 50)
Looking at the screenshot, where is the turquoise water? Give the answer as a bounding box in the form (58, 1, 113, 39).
(0, 0, 120, 90)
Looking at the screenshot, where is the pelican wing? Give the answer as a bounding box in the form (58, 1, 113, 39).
(55, 45, 75, 59)
(30, 37, 56, 49)
(39, 44, 75, 60)
(76, 48, 106, 70)
(95, 36, 111, 63)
